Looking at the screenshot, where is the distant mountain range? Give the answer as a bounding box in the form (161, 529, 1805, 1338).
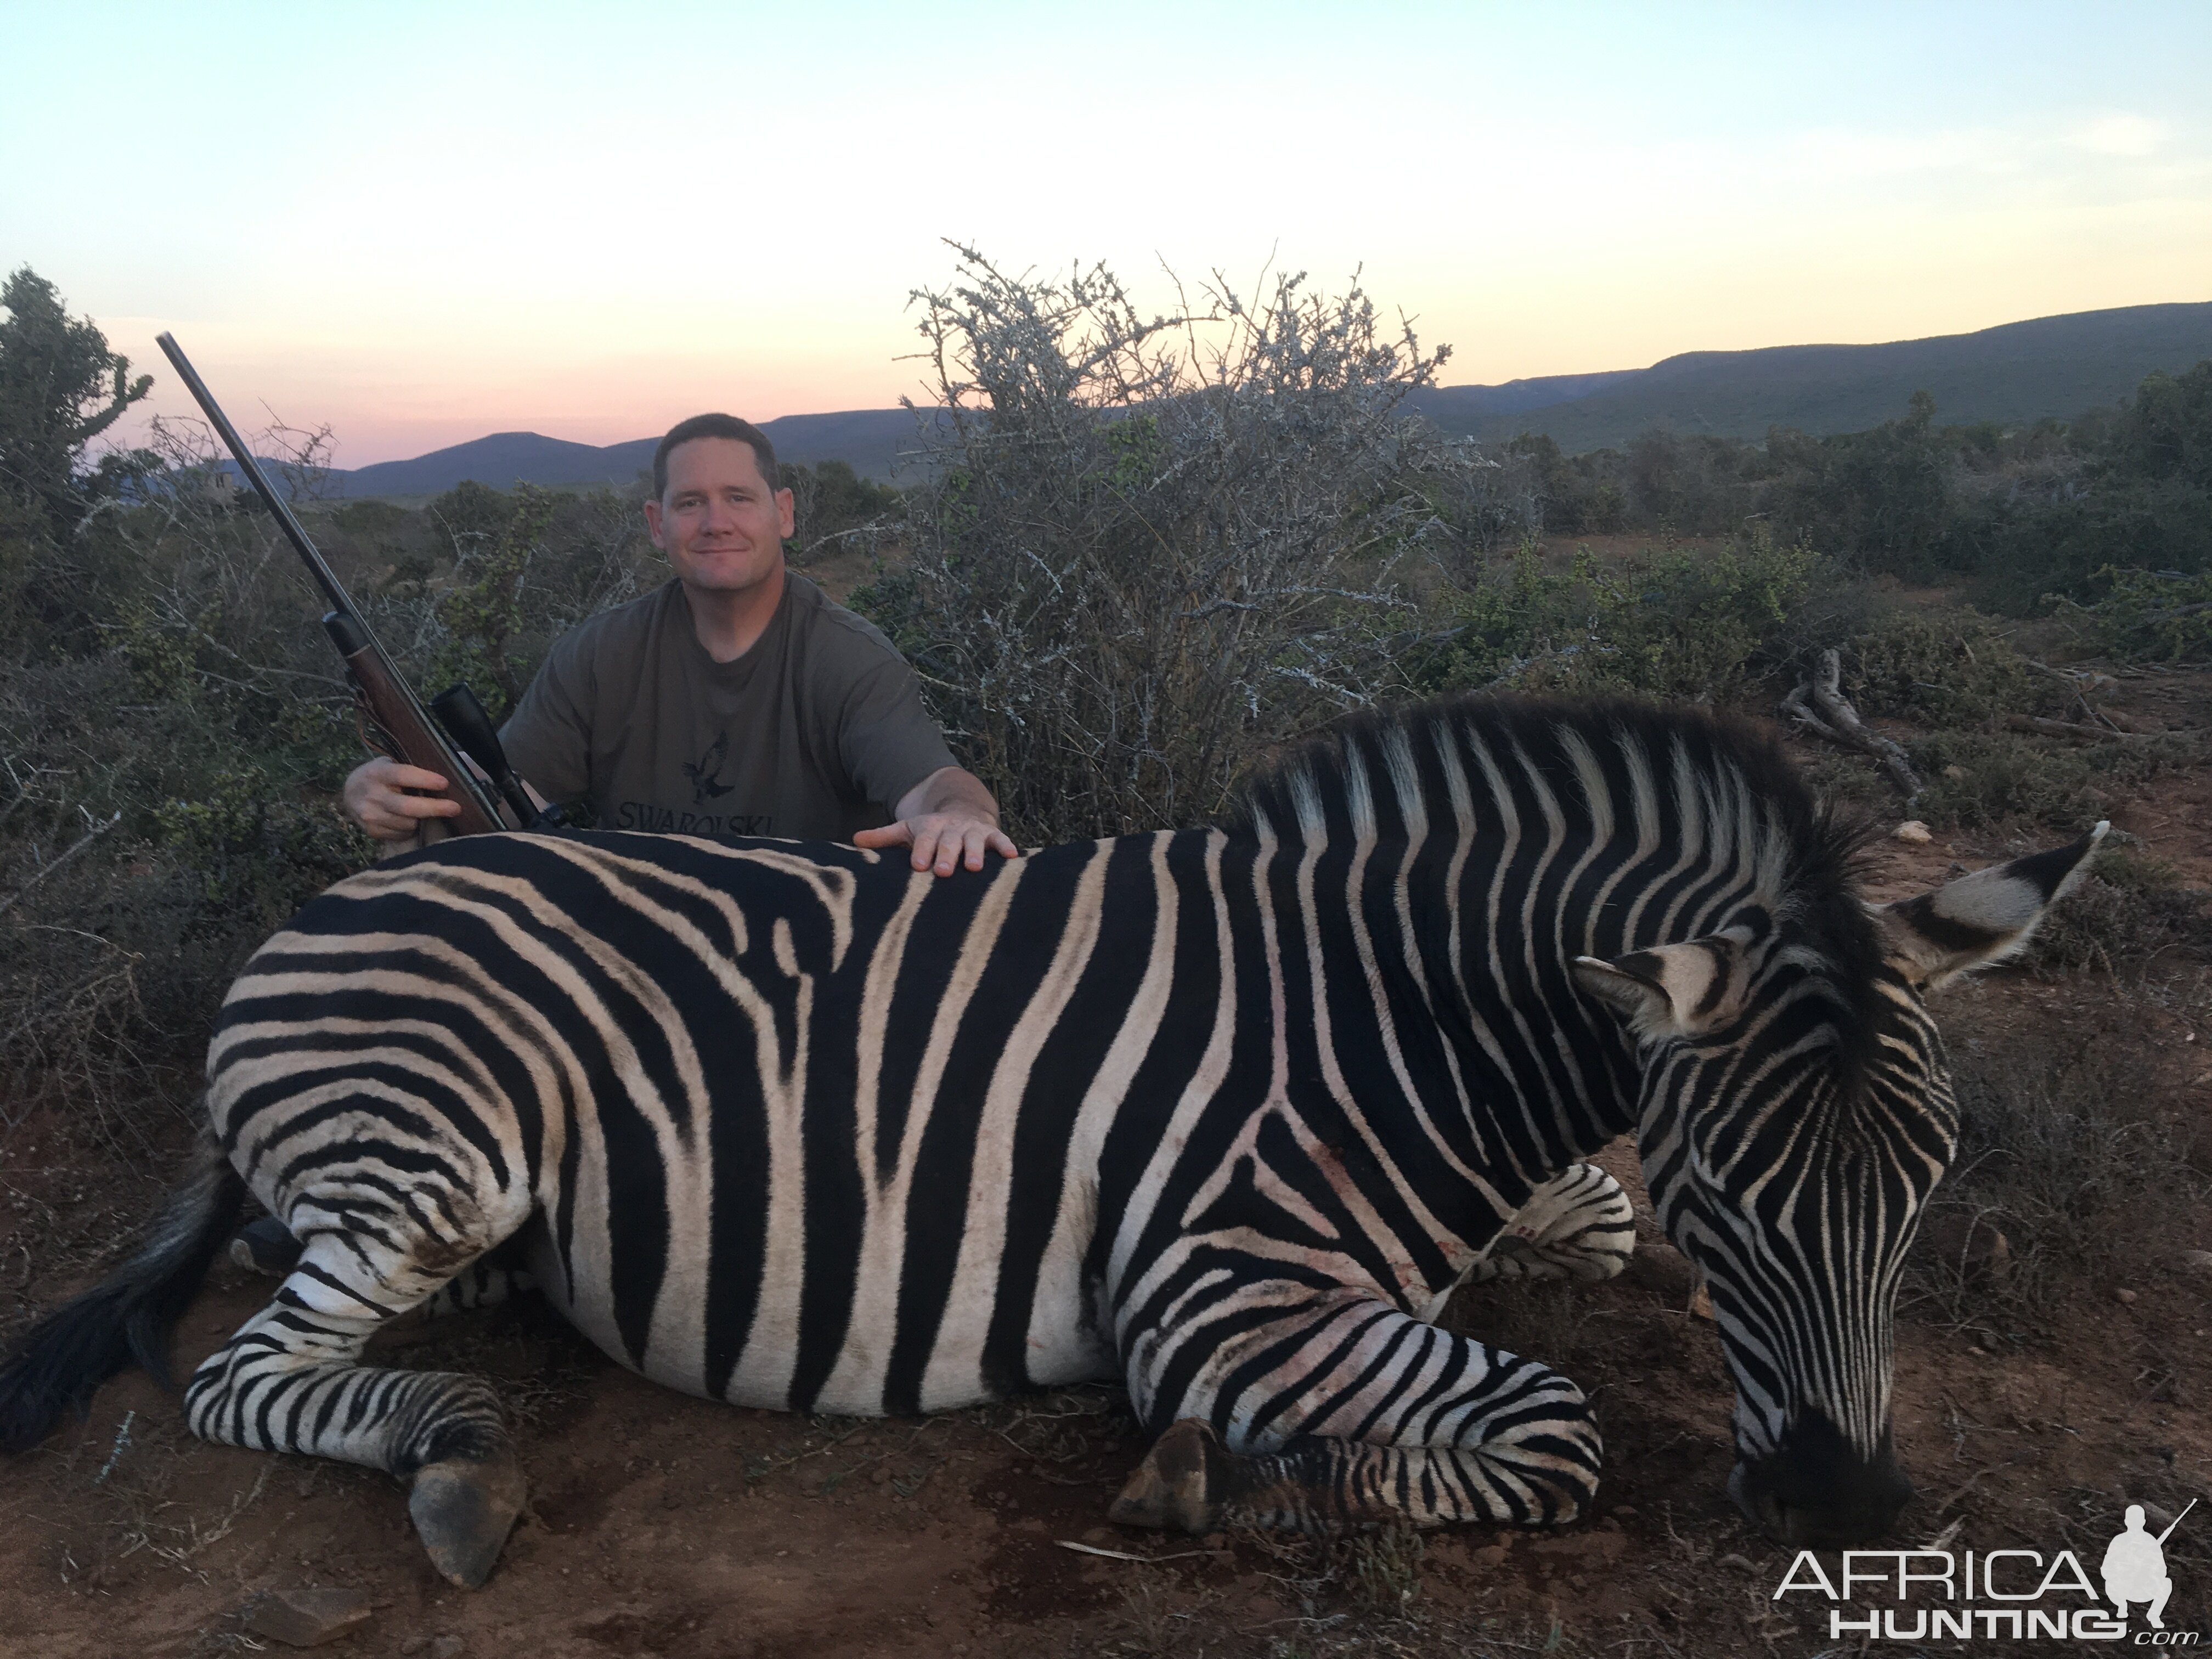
(259, 301, 2211, 498)
(1411, 301, 2212, 452)
(302, 408, 945, 499)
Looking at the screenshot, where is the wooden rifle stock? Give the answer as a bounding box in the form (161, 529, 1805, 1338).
(154, 332, 507, 838)
(322, 614, 502, 836)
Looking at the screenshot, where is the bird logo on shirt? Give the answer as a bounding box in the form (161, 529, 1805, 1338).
(684, 731, 736, 805)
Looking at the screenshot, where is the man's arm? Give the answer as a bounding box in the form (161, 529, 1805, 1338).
(854, 766, 1018, 876)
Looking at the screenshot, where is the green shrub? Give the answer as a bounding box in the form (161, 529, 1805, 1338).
(1908, 731, 2096, 829)
(2072, 565, 2212, 662)
(1960, 479, 2212, 613)
(1908, 726, 2205, 830)
(1830, 608, 2059, 726)
(1414, 524, 1819, 701)
(1, 431, 656, 1117)
(2026, 849, 2212, 974)
(331, 499, 411, 535)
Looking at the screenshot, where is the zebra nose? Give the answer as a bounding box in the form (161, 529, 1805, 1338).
(1729, 1415, 1913, 1547)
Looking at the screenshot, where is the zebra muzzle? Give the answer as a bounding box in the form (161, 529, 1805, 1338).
(1728, 1416, 1914, 1548)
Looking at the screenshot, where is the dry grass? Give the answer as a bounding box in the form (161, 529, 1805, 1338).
(2024, 845, 2212, 973)
(1907, 995, 2208, 1339)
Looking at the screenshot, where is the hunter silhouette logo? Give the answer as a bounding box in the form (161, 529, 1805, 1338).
(2107, 1501, 2192, 1630)
(683, 731, 735, 805)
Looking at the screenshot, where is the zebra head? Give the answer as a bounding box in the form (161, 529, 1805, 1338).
(1572, 823, 2106, 1547)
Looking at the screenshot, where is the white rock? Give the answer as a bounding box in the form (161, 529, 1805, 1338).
(1893, 820, 1934, 844)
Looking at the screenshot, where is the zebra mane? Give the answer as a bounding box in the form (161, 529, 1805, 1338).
(1228, 691, 1888, 1024)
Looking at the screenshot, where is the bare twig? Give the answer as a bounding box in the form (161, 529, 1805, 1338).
(0, 809, 121, 919)
(2022, 658, 2125, 731)
(1780, 650, 1925, 803)
(2005, 713, 2141, 743)
(1056, 1539, 1212, 1564)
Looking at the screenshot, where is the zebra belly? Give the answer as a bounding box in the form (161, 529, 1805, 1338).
(524, 1211, 1119, 1415)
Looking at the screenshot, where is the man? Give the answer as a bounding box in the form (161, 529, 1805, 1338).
(230, 416, 1013, 1276)
(340, 413, 1015, 877)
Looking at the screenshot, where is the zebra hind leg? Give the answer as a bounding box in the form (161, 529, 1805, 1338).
(1464, 1163, 1635, 1286)
(187, 1229, 525, 1587)
(380, 1247, 540, 1337)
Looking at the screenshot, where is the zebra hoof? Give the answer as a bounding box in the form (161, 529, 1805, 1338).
(1110, 1419, 1226, 1533)
(409, 1449, 526, 1588)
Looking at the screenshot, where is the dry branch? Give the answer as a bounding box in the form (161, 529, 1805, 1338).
(0, 810, 121, 919)
(2005, 713, 2141, 743)
(1781, 648, 1925, 803)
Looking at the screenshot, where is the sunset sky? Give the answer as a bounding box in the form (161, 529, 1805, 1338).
(9, 2, 2209, 466)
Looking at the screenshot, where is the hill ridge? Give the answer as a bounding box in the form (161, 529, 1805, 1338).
(289, 301, 2212, 496)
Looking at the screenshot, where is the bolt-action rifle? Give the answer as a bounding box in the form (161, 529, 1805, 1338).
(154, 333, 552, 837)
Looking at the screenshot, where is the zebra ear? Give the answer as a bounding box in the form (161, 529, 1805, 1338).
(1572, 935, 1747, 1040)
(1874, 821, 2107, 989)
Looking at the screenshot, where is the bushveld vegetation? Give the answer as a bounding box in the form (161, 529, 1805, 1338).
(4, 256, 2211, 1652)
(3, 255, 2208, 1119)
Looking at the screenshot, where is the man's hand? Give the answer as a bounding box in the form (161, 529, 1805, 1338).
(857, 766, 1019, 876)
(342, 756, 464, 842)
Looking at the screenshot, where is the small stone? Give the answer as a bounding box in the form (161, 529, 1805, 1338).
(2181, 1250, 2212, 1275)
(1718, 1552, 1756, 1573)
(872, 1464, 893, 1485)
(1615, 1505, 1638, 1520)
(2115, 1287, 2138, 1305)
(246, 1588, 373, 1648)
(430, 1638, 465, 1659)
(1941, 765, 1967, 782)
(400, 1640, 428, 1658)
(1893, 820, 1933, 844)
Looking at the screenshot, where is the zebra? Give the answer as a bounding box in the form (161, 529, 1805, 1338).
(0, 696, 2101, 1586)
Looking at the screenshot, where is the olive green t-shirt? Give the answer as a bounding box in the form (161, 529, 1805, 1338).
(498, 573, 956, 842)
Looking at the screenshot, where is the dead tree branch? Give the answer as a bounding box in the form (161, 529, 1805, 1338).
(2005, 713, 2143, 743)
(0, 809, 122, 920)
(1781, 649, 1925, 804)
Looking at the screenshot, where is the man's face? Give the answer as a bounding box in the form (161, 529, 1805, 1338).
(644, 437, 795, 596)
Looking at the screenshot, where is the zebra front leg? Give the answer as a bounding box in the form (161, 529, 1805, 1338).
(1112, 1294, 1600, 1534)
(187, 1232, 524, 1587)
(1462, 1163, 1635, 1287)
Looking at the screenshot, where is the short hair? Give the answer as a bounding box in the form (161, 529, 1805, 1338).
(652, 413, 779, 500)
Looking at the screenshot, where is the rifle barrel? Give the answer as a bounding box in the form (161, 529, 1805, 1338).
(2156, 1497, 2196, 1545)
(154, 333, 362, 628)
(151, 332, 504, 834)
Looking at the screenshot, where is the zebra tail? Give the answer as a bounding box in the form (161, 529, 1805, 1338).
(0, 1128, 245, 1451)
